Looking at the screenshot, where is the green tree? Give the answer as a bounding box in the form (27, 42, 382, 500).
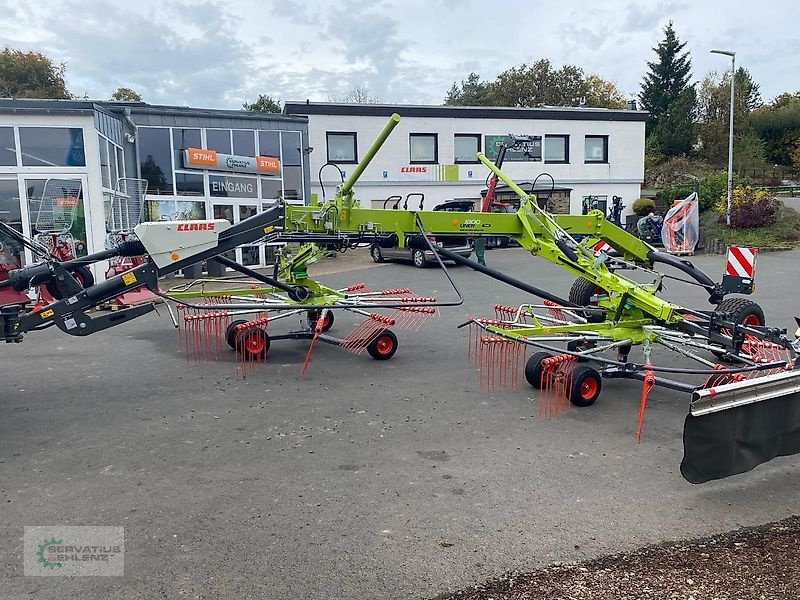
(444, 72, 494, 106)
(0, 47, 70, 99)
(751, 92, 800, 165)
(583, 74, 627, 109)
(444, 61, 625, 109)
(650, 87, 697, 156)
(242, 94, 282, 113)
(639, 22, 693, 132)
(639, 22, 695, 156)
(491, 59, 585, 107)
(111, 87, 142, 101)
(696, 68, 764, 165)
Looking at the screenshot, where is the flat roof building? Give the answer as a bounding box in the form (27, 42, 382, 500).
(284, 101, 647, 216)
(0, 99, 310, 274)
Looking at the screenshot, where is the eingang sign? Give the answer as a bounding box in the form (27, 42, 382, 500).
(182, 147, 281, 175)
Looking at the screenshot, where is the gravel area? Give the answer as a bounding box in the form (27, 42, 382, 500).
(439, 516, 800, 600)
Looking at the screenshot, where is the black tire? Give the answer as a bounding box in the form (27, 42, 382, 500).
(307, 310, 334, 332)
(234, 328, 270, 359)
(568, 277, 607, 323)
(568, 366, 602, 407)
(44, 265, 95, 300)
(412, 249, 426, 269)
(367, 329, 398, 360)
(524, 351, 552, 389)
(568, 277, 606, 306)
(370, 244, 384, 263)
(715, 297, 765, 328)
(226, 319, 249, 349)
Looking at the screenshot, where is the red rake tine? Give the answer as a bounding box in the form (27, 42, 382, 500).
(183, 315, 191, 363)
(487, 339, 495, 390)
(301, 316, 327, 376)
(636, 366, 656, 443)
(341, 320, 373, 351)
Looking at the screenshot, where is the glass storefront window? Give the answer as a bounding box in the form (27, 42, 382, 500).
(19, 127, 85, 167)
(258, 131, 280, 158)
(282, 166, 302, 201)
(239, 205, 257, 221)
(233, 130, 256, 157)
(260, 176, 282, 201)
(138, 127, 173, 194)
(109, 144, 118, 188)
(173, 128, 201, 169)
(116, 147, 126, 181)
(213, 204, 234, 224)
(174, 200, 206, 220)
(209, 174, 257, 198)
(25, 178, 88, 257)
(0, 180, 23, 267)
(281, 131, 302, 166)
(206, 129, 231, 154)
(241, 246, 260, 266)
(0, 128, 16, 166)
(99, 136, 111, 188)
(175, 172, 205, 196)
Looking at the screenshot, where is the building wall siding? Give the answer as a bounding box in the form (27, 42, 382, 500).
(298, 111, 645, 214)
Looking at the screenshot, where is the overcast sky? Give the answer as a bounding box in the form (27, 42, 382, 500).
(2, 0, 798, 109)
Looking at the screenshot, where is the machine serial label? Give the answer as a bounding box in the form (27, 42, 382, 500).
(40, 309, 54, 319)
(263, 225, 274, 234)
(122, 272, 138, 285)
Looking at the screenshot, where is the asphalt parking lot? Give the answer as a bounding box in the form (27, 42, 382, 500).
(2, 248, 799, 599)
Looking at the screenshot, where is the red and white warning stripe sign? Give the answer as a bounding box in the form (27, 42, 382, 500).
(592, 241, 613, 254)
(726, 246, 757, 278)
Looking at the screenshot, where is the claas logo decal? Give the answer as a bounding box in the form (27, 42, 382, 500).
(177, 222, 216, 231)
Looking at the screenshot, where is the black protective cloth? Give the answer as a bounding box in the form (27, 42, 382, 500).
(681, 392, 800, 484)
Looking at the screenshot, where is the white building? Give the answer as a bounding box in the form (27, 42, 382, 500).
(0, 99, 310, 280)
(284, 102, 647, 216)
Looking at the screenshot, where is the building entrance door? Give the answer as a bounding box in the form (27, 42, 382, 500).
(212, 202, 265, 267)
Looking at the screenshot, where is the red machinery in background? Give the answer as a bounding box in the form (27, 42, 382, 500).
(104, 178, 157, 307)
(0, 236, 28, 307)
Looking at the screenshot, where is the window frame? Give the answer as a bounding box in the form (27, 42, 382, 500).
(325, 131, 358, 164)
(584, 135, 609, 164)
(544, 134, 570, 164)
(18, 126, 86, 167)
(453, 133, 482, 164)
(409, 133, 438, 165)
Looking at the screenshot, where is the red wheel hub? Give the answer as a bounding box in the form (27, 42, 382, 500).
(245, 335, 265, 353)
(375, 335, 394, 355)
(743, 314, 762, 327)
(580, 378, 598, 399)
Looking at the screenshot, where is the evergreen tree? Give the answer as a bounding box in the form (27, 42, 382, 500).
(639, 22, 695, 154)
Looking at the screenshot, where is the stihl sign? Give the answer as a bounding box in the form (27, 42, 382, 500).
(183, 148, 281, 175)
(177, 222, 216, 231)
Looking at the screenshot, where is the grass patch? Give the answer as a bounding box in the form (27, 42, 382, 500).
(700, 206, 800, 248)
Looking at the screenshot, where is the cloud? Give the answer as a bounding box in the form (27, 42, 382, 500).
(0, 0, 797, 107)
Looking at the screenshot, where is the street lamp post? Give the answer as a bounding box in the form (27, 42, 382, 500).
(711, 49, 736, 226)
